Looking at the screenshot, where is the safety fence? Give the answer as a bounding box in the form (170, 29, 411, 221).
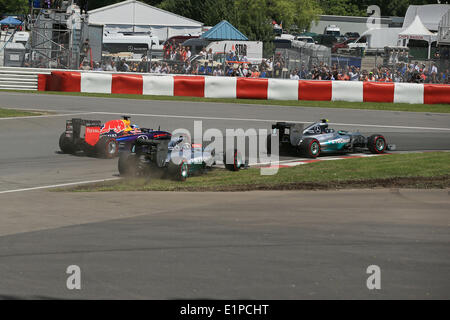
(37, 71, 450, 104)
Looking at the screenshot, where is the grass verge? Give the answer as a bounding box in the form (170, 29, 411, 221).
(1, 89, 449, 113)
(0, 107, 45, 118)
(67, 152, 450, 192)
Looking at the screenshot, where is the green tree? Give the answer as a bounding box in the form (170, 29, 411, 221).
(0, 0, 29, 15)
(233, 0, 275, 56)
(158, 0, 208, 23)
(158, 0, 232, 25)
(268, 0, 322, 32)
(158, 0, 322, 56)
(87, 0, 444, 18)
(318, 0, 363, 16)
(319, 0, 443, 17)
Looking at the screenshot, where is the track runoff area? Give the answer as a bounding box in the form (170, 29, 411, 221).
(0, 92, 449, 302)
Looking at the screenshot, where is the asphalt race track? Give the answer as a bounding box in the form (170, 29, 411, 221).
(0, 91, 449, 299)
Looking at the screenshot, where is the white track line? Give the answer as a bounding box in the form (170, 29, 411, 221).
(330, 122, 450, 131)
(250, 158, 307, 166)
(0, 178, 120, 195)
(0, 112, 97, 120)
(2, 108, 449, 131)
(88, 111, 450, 132)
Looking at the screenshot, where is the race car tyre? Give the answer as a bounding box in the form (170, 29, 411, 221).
(96, 136, 118, 159)
(59, 132, 76, 154)
(298, 138, 321, 158)
(168, 159, 189, 181)
(224, 149, 242, 171)
(368, 135, 387, 154)
(118, 152, 137, 177)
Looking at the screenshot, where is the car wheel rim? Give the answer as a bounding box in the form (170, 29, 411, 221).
(181, 163, 188, 177)
(108, 141, 117, 155)
(376, 138, 385, 151)
(234, 152, 241, 169)
(311, 142, 319, 155)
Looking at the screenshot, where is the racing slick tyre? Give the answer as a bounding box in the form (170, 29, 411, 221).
(96, 136, 119, 159)
(298, 138, 321, 158)
(59, 132, 76, 154)
(118, 152, 137, 177)
(224, 149, 243, 171)
(168, 159, 189, 181)
(367, 135, 387, 154)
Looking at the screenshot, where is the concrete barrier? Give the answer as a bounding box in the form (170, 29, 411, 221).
(424, 84, 450, 104)
(268, 78, 299, 100)
(37, 71, 450, 105)
(112, 74, 143, 95)
(204, 76, 237, 99)
(237, 78, 268, 100)
(81, 72, 112, 94)
(332, 81, 363, 102)
(363, 82, 395, 103)
(143, 75, 174, 96)
(299, 81, 332, 101)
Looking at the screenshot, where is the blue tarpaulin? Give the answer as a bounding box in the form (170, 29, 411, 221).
(201, 20, 248, 41)
(0, 16, 23, 26)
(331, 55, 362, 69)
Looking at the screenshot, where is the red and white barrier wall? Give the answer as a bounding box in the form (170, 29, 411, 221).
(38, 71, 450, 104)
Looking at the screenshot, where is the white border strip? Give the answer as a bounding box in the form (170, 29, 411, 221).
(0, 178, 120, 195)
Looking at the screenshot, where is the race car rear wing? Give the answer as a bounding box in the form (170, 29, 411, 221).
(65, 118, 103, 146)
(271, 122, 304, 146)
(65, 119, 102, 139)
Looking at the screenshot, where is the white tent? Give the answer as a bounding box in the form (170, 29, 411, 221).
(399, 15, 437, 59)
(88, 0, 203, 41)
(403, 4, 450, 32)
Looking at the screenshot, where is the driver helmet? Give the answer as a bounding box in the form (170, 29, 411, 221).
(130, 124, 141, 133)
(122, 119, 132, 132)
(319, 119, 329, 133)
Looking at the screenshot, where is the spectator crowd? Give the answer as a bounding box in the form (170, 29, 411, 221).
(76, 41, 448, 85)
(82, 57, 449, 85)
(102, 60, 447, 85)
(288, 61, 449, 84)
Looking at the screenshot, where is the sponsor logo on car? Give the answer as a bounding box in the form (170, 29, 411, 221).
(84, 126, 101, 146)
(329, 138, 350, 144)
(100, 120, 127, 134)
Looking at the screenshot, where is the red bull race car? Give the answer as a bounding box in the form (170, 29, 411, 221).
(59, 116, 171, 158)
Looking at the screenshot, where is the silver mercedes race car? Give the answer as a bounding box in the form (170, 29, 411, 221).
(268, 119, 396, 158)
(118, 135, 244, 181)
